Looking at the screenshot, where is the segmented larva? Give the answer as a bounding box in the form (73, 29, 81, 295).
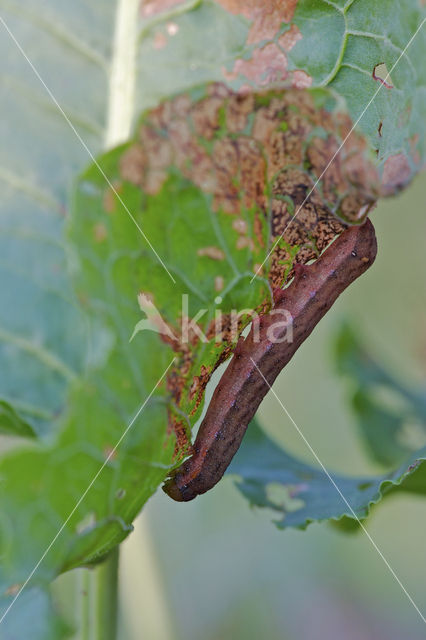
(163, 220, 377, 502)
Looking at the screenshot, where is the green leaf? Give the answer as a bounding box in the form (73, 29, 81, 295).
(0, 1, 257, 632)
(335, 323, 426, 467)
(229, 420, 426, 530)
(0, 400, 37, 438)
(136, 0, 251, 109)
(0, 586, 71, 640)
(67, 80, 380, 521)
(0, 0, 110, 438)
(287, 0, 426, 191)
(231, 325, 426, 529)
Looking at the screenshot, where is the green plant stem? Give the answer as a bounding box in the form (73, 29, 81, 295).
(80, 548, 119, 640)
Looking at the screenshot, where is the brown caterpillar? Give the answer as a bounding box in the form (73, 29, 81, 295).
(163, 220, 377, 502)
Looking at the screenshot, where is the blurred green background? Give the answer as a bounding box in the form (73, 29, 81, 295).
(55, 175, 426, 639)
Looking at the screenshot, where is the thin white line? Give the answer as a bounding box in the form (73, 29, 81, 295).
(0, 357, 176, 625)
(0, 15, 176, 285)
(250, 17, 426, 283)
(250, 358, 426, 625)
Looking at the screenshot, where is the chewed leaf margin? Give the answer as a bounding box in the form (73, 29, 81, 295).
(229, 419, 426, 530)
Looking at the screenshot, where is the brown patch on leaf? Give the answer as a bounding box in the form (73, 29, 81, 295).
(191, 96, 223, 140)
(166, 347, 193, 403)
(167, 409, 193, 460)
(268, 168, 346, 287)
(103, 182, 122, 213)
(188, 365, 211, 415)
(134, 85, 268, 224)
(224, 42, 288, 87)
(253, 210, 265, 248)
(141, 0, 184, 18)
(225, 93, 255, 133)
(236, 236, 255, 250)
(127, 84, 377, 289)
(278, 24, 302, 51)
(4, 584, 21, 597)
(120, 144, 147, 185)
(236, 137, 267, 210)
(103, 446, 117, 462)
(307, 117, 379, 217)
(232, 218, 248, 234)
(211, 138, 240, 212)
(215, 0, 298, 43)
(153, 31, 168, 50)
(215, 275, 224, 291)
(292, 70, 312, 88)
(197, 246, 226, 260)
(215, 1, 311, 89)
(381, 153, 412, 195)
(93, 223, 107, 243)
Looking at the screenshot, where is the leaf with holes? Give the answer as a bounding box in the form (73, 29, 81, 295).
(287, 0, 426, 192)
(229, 419, 426, 529)
(214, 0, 426, 192)
(335, 323, 426, 467)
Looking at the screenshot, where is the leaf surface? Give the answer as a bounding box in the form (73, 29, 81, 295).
(229, 419, 426, 529)
(335, 323, 426, 467)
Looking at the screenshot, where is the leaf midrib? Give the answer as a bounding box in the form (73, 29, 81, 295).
(0, 325, 77, 382)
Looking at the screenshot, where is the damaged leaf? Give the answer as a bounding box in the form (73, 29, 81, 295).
(229, 419, 426, 530)
(286, 0, 426, 192)
(71, 84, 378, 468)
(335, 323, 426, 467)
(209, 0, 425, 191)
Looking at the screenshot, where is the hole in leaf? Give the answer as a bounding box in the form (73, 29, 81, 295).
(372, 63, 394, 89)
(266, 482, 305, 512)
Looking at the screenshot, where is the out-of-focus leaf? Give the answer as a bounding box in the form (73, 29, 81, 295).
(0, 400, 37, 438)
(0, 586, 71, 640)
(0, 1, 263, 631)
(0, 0, 121, 629)
(0, 0, 114, 438)
(335, 323, 426, 467)
(229, 420, 426, 530)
